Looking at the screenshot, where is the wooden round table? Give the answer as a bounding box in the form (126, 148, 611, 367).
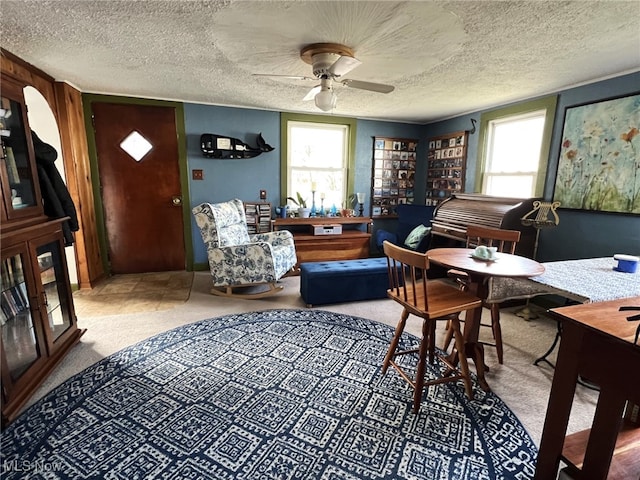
(427, 248, 545, 391)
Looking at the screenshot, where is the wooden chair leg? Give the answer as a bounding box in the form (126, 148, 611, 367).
(428, 320, 437, 364)
(442, 320, 454, 353)
(450, 316, 474, 400)
(490, 303, 504, 364)
(382, 308, 409, 374)
(413, 318, 431, 413)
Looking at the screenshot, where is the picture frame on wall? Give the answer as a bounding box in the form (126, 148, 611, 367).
(553, 93, 640, 214)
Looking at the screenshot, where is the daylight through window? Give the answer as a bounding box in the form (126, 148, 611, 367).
(287, 121, 348, 211)
(483, 112, 545, 197)
(476, 96, 557, 199)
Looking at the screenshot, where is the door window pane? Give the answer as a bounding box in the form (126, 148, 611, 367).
(120, 130, 153, 162)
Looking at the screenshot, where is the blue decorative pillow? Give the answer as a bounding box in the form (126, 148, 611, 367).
(404, 224, 431, 250)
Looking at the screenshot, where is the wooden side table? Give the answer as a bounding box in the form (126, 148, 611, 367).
(273, 216, 372, 267)
(534, 297, 640, 480)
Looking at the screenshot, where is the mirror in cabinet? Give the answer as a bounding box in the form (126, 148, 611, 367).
(0, 76, 42, 222)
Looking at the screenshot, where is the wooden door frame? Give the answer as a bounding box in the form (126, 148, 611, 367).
(82, 94, 194, 274)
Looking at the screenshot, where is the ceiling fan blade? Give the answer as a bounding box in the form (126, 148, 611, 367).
(303, 85, 321, 101)
(340, 79, 395, 94)
(328, 56, 362, 77)
(252, 73, 315, 81)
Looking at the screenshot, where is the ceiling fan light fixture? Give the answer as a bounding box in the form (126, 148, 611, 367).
(314, 88, 337, 111)
(255, 43, 394, 112)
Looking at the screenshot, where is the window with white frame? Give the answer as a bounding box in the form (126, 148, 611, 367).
(483, 111, 545, 197)
(476, 96, 557, 198)
(286, 120, 349, 211)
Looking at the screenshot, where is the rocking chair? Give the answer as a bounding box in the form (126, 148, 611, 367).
(193, 199, 297, 298)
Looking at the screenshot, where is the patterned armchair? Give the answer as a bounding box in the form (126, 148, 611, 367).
(193, 199, 297, 298)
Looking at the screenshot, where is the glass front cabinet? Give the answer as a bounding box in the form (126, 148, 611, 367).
(0, 73, 83, 425)
(1, 75, 43, 223)
(1, 222, 83, 424)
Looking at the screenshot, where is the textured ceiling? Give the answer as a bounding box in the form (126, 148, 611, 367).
(2, 1, 639, 123)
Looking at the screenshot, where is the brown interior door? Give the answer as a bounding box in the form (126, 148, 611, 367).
(92, 102, 185, 273)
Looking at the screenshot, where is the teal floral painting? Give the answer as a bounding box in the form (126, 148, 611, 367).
(554, 93, 640, 214)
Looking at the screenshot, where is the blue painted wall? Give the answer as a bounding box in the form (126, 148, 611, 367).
(424, 72, 640, 262)
(186, 72, 639, 266)
(185, 104, 425, 265)
(540, 73, 640, 261)
(185, 105, 281, 264)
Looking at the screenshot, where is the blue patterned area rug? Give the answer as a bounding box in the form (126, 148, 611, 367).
(1, 309, 537, 479)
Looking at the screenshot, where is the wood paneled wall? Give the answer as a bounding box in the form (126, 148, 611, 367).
(1, 49, 104, 288)
(54, 83, 104, 288)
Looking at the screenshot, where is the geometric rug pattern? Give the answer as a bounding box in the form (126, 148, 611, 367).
(1, 309, 537, 479)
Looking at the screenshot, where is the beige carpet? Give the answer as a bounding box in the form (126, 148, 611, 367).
(31, 272, 597, 452)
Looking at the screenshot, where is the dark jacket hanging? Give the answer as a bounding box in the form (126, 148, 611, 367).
(31, 130, 79, 246)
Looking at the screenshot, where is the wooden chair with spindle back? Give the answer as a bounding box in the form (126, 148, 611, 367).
(382, 241, 482, 413)
(443, 225, 521, 364)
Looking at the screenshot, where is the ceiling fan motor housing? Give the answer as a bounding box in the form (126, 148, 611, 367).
(311, 53, 341, 77)
(296, 42, 393, 111)
(301, 43, 356, 78)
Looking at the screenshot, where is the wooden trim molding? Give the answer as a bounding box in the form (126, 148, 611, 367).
(54, 83, 105, 288)
(1, 49, 56, 98)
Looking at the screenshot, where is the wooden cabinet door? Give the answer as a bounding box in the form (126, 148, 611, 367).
(28, 230, 77, 356)
(0, 76, 44, 222)
(0, 242, 47, 412)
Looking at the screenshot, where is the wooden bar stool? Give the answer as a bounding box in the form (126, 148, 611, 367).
(382, 241, 482, 413)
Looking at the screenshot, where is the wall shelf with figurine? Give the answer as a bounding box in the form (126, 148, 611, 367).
(370, 137, 418, 218)
(426, 131, 468, 206)
(200, 133, 274, 159)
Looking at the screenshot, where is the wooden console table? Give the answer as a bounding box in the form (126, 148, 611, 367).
(273, 216, 372, 266)
(534, 297, 640, 480)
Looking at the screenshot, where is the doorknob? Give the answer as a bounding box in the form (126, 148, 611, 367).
(171, 196, 182, 206)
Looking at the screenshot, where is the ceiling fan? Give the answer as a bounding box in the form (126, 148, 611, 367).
(253, 43, 395, 112)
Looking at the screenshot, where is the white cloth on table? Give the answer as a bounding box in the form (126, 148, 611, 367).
(489, 257, 640, 304)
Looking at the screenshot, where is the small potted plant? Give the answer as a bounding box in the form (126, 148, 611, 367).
(340, 194, 358, 217)
(287, 192, 311, 218)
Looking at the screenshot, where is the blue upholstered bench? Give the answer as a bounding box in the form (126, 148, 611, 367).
(299, 258, 391, 307)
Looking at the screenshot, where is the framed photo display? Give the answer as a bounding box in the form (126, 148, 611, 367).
(370, 137, 417, 217)
(426, 131, 468, 206)
(553, 93, 640, 214)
